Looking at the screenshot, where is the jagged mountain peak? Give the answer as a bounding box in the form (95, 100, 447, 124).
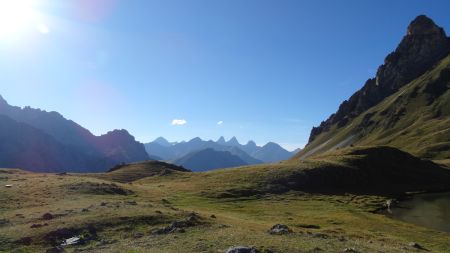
(227, 136, 240, 145)
(308, 15, 450, 143)
(217, 136, 226, 144)
(407, 15, 446, 36)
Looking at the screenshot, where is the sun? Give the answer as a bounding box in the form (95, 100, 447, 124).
(0, 0, 42, 38)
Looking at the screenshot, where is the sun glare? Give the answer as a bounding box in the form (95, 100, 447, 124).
(0, 0, 43, 38)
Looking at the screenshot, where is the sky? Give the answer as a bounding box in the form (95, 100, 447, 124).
(1, 0, 450, 151)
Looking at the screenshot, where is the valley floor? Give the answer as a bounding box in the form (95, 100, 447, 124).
(1, 166, 450, 253)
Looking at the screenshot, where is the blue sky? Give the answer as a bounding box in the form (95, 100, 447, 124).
(1, 0, 450, 150)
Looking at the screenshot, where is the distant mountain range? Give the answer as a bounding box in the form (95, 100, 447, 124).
(144, 136, 298, 171)
(297, 15, 450, 160)
(173, 148, 247, 171)
(0, 96, 299, 173)
(0, 96, 149, 172)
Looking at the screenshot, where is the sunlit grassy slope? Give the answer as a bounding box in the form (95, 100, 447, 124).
(1, 147, 450, 253)
(298, 54, 450, 160)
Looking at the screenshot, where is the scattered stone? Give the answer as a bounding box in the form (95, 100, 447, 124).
(226, 246, 259, 253)
(5, 184, 12, 188)
(42, 213, 54, 220)
(97, 238, 118, 246)
(153, 214, 202, 235)
(408, 242, 428, 251)
(210, 214, 217, 218)
(61, 236, 80, 246)
(15, 237, 32, 245)
(187, 212, 200, 222)
(100, 202, 107, 206)
(268, 224, 292, 235)
(343, 248, 359, 253)
(153, 221, 190, 234)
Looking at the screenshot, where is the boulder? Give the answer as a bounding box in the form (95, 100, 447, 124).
(225, 246, 259, 253)
(408, 242, 427, 250)
(268, 224, 292, 235)
(42, 213, 54, 220)
(343, 248, 359, 253)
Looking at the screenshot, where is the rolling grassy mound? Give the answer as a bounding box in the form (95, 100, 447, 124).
(89, 161, 190, 183)
(136, 146, 450, 199)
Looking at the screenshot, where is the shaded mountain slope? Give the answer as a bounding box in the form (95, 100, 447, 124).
(298, 53, 450, 160)
(309, 15, 450, 143)
(0, 115, 96, 172)
(0, 96, 149, 171)
(174, 148, 247, 171)
(144, 141, 176, 160)
(151, 146, 450, 198)
(299, 15, 450, 159)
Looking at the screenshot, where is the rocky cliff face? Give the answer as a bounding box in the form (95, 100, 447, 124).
(309, 15, 450, 143)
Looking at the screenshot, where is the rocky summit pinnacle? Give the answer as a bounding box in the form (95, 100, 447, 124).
(407, 15, 446, 36)
(308, 15, 450, 143)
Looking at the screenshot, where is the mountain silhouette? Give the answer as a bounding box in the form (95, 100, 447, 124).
(174, 148, 247, 171)
(144, 136, 297, 168)
(0, 96, 149, 172)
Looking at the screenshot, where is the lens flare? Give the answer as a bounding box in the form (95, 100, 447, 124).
(0, 0, 40, 38)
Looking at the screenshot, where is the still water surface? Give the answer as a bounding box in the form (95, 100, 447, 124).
(388, 192, 450, 232)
